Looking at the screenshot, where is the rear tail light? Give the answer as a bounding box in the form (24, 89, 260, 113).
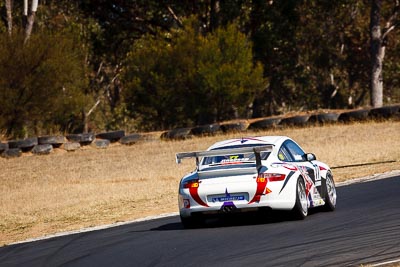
(257, 173, 286, 182)
(183, 179, 200, 188)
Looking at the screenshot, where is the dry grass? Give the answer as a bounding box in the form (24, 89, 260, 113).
(1, 120, 399, 245)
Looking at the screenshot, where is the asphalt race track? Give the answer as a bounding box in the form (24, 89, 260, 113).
(1, 175, 399, 267)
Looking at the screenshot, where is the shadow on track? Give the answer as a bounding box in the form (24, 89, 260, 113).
(151, 209, 322, 231)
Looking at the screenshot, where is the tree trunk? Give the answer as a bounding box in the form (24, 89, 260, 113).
(370, 0, 384, 108)
(23, 0, 39, 44)
(5, 0, 12, 36)
(24, 11, 36, 43)
(82, 109, 88, 134)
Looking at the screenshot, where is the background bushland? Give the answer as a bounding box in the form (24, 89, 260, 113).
(1, 1, 399, 138)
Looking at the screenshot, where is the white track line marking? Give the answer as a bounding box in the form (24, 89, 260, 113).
(371, 258, 400, 266)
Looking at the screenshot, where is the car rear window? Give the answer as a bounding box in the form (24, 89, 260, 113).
(202, 144, 271, 165)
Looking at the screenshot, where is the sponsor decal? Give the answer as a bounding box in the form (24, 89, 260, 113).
(249, 176, 268, 203)
(279, 171, 295, 194)
(213, 196, 245, 202)
(271, 162, 298, 171)
(183, 199, 190, 208)
(220, 157, 250, 164)
(319, 165, 327, 171)
(308, 193, 313, 207)
(313, 162, 321, 181)
(189, 185, 209, 207)
(298, 166, 314, 197)
(220, 189, 238, 210)
(212, 188, 245, 202)
(305, 178, 313, 197)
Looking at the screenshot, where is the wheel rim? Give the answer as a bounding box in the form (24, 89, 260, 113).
(298, 181, 308, 215)
(326, 175, 337, 206)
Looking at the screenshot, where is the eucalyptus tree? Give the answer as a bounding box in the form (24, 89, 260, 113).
(0, 32, 88, 137)
(370, 0, 399, 107)
(0, 1, 89, 137)
(23, 0, 39, 43)
(5, 0, 12, 35)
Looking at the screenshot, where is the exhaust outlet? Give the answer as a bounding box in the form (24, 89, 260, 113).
(221, 203, 237, 213)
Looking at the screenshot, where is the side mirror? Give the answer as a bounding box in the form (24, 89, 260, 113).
(306, 153, 316, 161)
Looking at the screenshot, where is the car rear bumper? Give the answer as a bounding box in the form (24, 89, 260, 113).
(179, 195, 295, 218)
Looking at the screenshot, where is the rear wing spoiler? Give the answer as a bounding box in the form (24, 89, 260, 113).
(176, 145, 274, 171)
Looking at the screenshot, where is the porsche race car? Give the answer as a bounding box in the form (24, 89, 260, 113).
(176, 136, 337, 228)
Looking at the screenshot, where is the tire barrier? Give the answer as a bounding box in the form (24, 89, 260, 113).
(338, 109, 370, 122)
(161, 128, 192, 140)
(64, 142, 81, 152)
(308, 113, 340, 124)
(280, 115, 310, 126)
(120, 134, 142, 145)
(190, 124, 221, 136)
(1, 148, 22, 158)
(1, 104, 399, 158)
(81, 133, 96, 145)
(248, 118, 281, 130)
(8, 137, 38, 152)
(66, 133, 95, 145)
(96, 130, 125, 142)
(0, 142, 8, 153)
(32, 144, 53, 155)
(65, 134, 80, 142)
(220, 121, 248, 133)
(38, 136, 66, 148)
(92, 139, 110, 149)
(369, 105, 400, 118)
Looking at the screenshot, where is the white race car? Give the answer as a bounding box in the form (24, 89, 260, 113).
(176, 136, 337, 228)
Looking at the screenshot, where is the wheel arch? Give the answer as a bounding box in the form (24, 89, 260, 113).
(278, 170, 304, 209)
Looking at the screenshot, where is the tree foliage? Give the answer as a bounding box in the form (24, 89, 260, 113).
(123, 19, 264, 130)
(0, 32, 88, 137)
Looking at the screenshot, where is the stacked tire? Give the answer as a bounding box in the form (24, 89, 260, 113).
(248, 118, 281, 130)
(280, 115, 310, 127)
(338, 109, 370, 122)
(161, 128, 192, 140)
(191, 124, 221, 136)
(220, 121, 248, 133)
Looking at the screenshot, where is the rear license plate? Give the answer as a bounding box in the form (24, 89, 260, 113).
(211, 195, 245, 202)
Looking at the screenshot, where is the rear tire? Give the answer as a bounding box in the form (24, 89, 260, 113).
(324, 172, 337, 211)
(292, 177, 308, 220)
